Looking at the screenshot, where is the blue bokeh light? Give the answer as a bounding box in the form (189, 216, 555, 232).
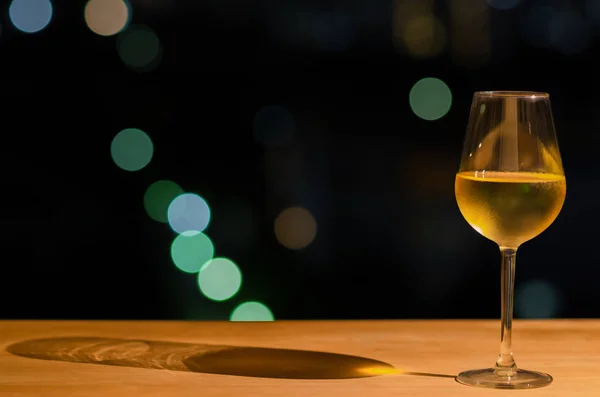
(167, 193, 211, 235)
(9, 0, 53, 33)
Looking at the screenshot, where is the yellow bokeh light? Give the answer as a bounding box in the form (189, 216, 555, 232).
(85, 0, 130, 37)
(392, 0, 445, 59)
(401, 15, 446, 59)
(274, 207, 317, 250)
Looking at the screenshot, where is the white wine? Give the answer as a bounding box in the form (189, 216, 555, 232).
(455, 171, 566, 247)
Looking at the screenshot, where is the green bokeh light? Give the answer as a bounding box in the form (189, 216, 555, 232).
(110, 128, 154, 171)
(117, 24, 162, 72)
(409, 77, 452, 121)
(198, 257, 242, 302)
(171, 232, 215, 274)
(144, 180, 184, 223)
(230, 301, 274, 322)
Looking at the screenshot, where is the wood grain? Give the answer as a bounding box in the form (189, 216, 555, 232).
(0, 320, 598, 396)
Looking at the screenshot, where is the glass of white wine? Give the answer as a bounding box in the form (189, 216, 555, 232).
(455, 91, 566, 389)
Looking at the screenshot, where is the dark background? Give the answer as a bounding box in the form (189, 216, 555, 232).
(0, 0, 595, 320)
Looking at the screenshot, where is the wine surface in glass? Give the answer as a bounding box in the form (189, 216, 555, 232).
(455, 171, 566, 247)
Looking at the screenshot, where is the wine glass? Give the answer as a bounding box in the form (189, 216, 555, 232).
(454, 91, 566, 389)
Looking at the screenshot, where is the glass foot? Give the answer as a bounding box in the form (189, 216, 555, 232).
(456, 368, 553, 389)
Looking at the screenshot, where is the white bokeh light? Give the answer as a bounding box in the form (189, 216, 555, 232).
(167, 193, 211, 235)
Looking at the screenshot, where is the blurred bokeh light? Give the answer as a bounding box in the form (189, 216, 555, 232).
(253, 105, 295, 148)
(84, 0, 131, 37)
(392, 0, 446, 59)
(110, 128, 154, 171)
(548, 11, 590, 55)
(117, 24, 162, 72)
(520, 5, 591, 54)
(9, 0, 53, 34)
(402, 15, 446, 59)
(516, 279, 562, 319)
(170, 231, 214, 274)
(167, 193, 211, 235)
(144, 180, 184, 223)
(230, 301, 275, 322)
(274, 207, 317, 250)
(198, 257, 242, 302)
(409, 77, 452, 121)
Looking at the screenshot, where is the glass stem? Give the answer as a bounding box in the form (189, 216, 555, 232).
(494, 247, 518, 377)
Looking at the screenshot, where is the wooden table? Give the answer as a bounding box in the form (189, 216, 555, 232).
(0, 320, 597, 396)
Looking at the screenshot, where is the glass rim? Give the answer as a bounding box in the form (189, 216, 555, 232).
(474, 91, 549, 98)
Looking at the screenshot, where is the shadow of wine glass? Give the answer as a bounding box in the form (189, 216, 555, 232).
(6, 337, 455, 380)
